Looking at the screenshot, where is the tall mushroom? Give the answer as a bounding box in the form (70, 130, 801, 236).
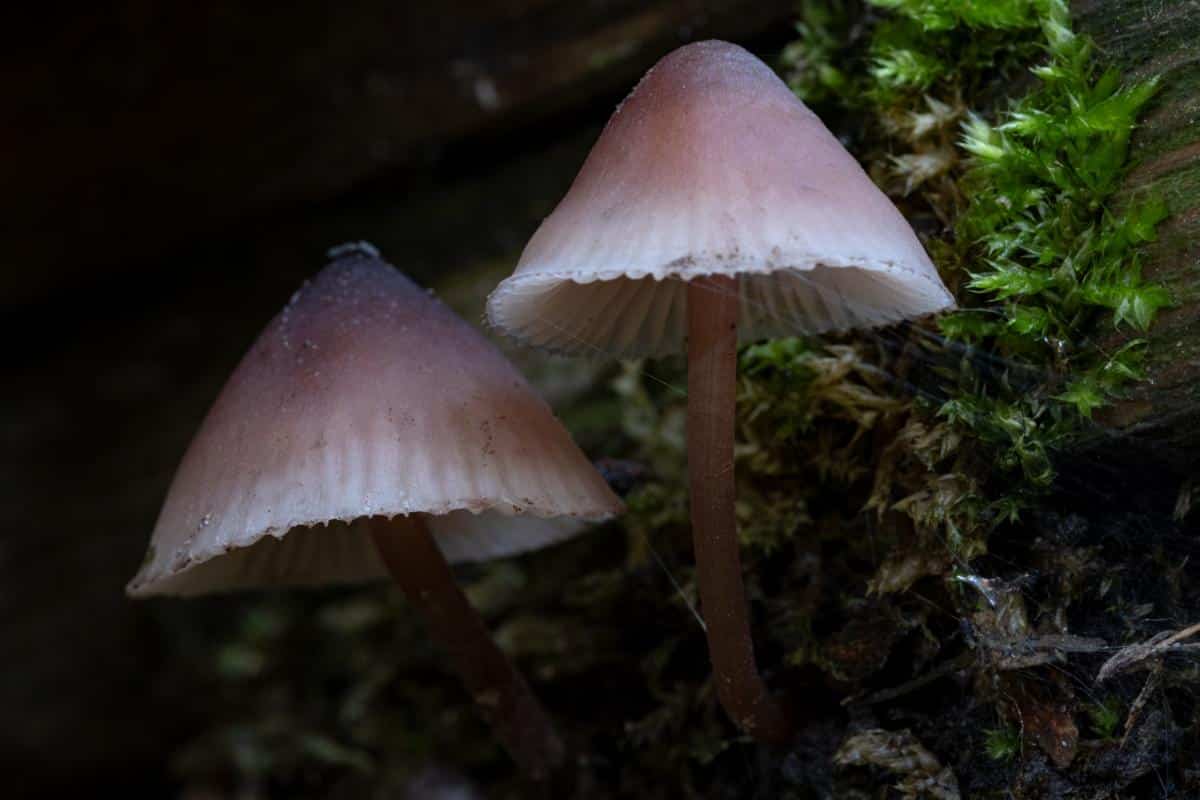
(486, 41, 954, 743)
(128, 243, 624, 778)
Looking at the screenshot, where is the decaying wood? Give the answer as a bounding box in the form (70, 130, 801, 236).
(1077, 0, 1200, 473)
(1095, 620, 1200, 682)
(0, 0, 794, 309)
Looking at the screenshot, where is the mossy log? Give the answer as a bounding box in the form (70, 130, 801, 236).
(1078, 0, 1200, 474)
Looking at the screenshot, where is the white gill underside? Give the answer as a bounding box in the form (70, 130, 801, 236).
(491, 264, 954, 358)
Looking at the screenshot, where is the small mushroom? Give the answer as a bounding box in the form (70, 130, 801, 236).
(128, 243, 623, 778)
(487, 41, 954, 743)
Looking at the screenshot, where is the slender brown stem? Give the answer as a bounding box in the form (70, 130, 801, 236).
(687, 275, 792, 744)
(370, 515, 564, 778)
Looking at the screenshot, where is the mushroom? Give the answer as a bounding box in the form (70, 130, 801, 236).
(486, 41, 954, 743)
(128, 242, 624, 778)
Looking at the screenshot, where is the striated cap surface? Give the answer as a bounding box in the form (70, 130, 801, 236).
(129, 247, 622, 596)
(487, 40, 954, 357)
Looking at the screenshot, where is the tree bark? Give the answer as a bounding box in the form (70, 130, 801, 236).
(1075, 0, 1200, 477)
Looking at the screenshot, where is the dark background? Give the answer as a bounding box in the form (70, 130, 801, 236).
(1, 3, 798, 796)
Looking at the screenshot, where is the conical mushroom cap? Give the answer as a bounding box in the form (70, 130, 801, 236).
(128, 247, 623, 597)
(487, 40, 954, 357)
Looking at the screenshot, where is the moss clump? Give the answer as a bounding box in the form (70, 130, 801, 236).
(985, 725, 1022, 761)
(780, 0, 1170, 531)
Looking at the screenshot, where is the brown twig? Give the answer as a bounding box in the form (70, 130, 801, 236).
(1096, 621, 1200, 683)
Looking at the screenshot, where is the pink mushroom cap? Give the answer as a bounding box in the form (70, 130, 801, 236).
(487, 40, 954, 357)
(128, 245, 623, 597)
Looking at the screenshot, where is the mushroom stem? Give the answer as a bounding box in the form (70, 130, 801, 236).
(370, 515, 565, 779)
(686, 275, 792, 744)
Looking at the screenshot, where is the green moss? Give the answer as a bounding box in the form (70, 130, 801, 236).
(777, 0, 1170, 530)
(1086, 698, 1123, 740)
(985, 725, 1022, 761)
